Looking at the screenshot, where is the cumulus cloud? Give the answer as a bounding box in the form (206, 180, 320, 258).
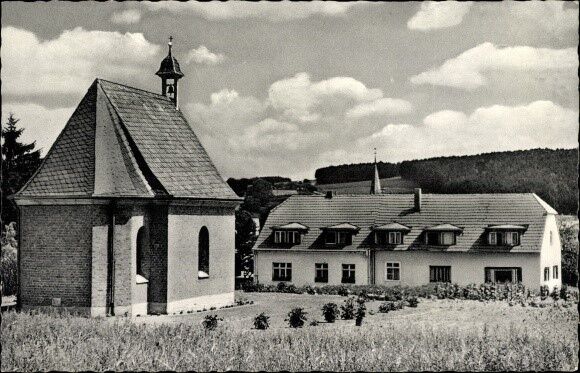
(346, 98, 413, 119)
(410, 42, 577, 90)
(1, 26, 160, 97)
(268, 73, 383, 122)
(110, 9, 142, 24)
(407, 1, 472, 31)
(348, 101, 578, 164)
(1, 103, 75, 156)
(185, 73, 410, 178)
(508, 1, 578, 37)
(143, 1, 357, 22)
(185, 45, 225, 65)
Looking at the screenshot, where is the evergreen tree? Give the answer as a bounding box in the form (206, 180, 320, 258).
(2, 113, 42, 225)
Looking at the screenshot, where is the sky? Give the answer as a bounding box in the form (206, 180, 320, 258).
(2, 1, 578, 180)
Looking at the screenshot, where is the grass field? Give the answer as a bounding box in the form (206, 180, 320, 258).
(2, 292, 578, 371)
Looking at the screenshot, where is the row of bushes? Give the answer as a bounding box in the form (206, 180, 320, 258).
(206, 295, 419, 331)
(242, 281, 579, 303)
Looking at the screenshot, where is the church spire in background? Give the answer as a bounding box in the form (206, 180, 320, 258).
(370, 148, 381, 194)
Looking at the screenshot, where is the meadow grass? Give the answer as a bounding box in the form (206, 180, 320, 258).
(2, 295, 578, 372)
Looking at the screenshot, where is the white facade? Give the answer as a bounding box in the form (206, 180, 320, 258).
(254, 215, 562, 291)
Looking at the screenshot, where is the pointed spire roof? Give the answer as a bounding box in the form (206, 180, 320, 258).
(14, 79, 238, 200)
(370, 148, 381, 194)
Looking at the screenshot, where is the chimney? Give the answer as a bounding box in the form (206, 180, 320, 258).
(414, 188, 422, 211)
(325, 191, 334, 199)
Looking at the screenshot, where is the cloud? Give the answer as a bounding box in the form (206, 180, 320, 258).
(185, 45, 225, 65)
(110, 9, 141, 24)
(407, 1, 472, 31)
(185, 73, 411, 178)
(508, 1, 578, 37)
(348, 101, 578, 164)
(1, 103, 75, 156)
(267, 72, 383, 122)
(346, 98, 413, 119)
(410, 42, 577, 90)
(143, 1, 358, 22)
(1, 26, 160, 98)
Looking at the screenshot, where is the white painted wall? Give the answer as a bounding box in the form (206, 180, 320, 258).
(374, 251, 540, 289)
(254, 250, 369, 286)
(166, 208, 235, 313)
(540, 214, 562, 291)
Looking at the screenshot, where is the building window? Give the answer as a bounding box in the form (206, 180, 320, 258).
(136, 227, 147, 278)
(273, 262, 292, 281)
(544, 267, 550, 281)
(341, 264, 355, 283)
(388, 232, 402, 244)
(550, 231, 553, 246)
(430, 266, 451, 283)
(488, 231, 520, 246)
(274, 230, 301, 244)
(198, 226, 209, 278)
(485, 267, 522, 283)
(426, 232, 456, 245)
(315, 263, 329, 283)
(326, 231, 351, 245)
(553, 265, 559, 280)
(385, 262, 400, 281)
(505, 232, 519, 246)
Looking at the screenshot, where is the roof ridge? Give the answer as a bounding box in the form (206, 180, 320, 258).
(96, 78, 172, 101)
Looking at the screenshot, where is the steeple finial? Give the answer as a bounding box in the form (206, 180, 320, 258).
(168, 36, 173, 56)
(370, 148, 381, 195)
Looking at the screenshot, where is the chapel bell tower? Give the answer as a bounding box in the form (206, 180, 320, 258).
(156, 36, 184, 108)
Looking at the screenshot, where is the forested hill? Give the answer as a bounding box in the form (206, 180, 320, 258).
(315, 148, 578, 214)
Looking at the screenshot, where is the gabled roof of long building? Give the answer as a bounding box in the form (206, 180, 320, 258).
(254, 193, 557, 253)
(15, 79, 239, 201)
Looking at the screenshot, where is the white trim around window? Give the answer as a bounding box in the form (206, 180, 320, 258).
(385, 261, 401, 281)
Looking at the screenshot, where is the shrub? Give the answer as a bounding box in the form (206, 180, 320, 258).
(287, 308, 307, 328)
(202, 315, 223, 331)
(355, 298, 366, 326)
(341, 297, 355, 320)
(253, 313, 270, 330)
(407, 296, 419, 308)
(322, 302, 340, 323)
(378, 302, 394, 313)
(550, 287, 560, 301)
(1, 223, 18, 296)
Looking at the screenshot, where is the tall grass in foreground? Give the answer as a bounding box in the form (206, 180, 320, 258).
(2, 309, 577, 372)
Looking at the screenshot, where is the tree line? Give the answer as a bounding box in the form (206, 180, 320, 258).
(315, 148, 578, 214)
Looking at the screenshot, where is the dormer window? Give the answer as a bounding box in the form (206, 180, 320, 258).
(371, 222, 411, 245)
(485, 225, 526, 246)
(488, 231, 519, 246)
(325, 231, 351, 245)
(423, 224, 463, 246)
(321, 223, 360, 246)
(274, 230, 301, 244)
(271, 223, 309, 245)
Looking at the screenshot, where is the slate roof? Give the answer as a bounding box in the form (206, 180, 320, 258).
(322, 223, 361, 231)
(272, 223, 310, 231)
(372, 222, 411, 231)
(15, 79, 238, 200)
(253, 193, 556, 253)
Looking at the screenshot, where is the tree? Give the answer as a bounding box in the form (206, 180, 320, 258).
(235, 209, 257, 277)
(2, 113, 42, 226)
